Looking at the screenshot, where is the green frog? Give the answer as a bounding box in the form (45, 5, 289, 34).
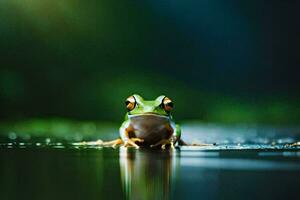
(104, 94, 182, 149)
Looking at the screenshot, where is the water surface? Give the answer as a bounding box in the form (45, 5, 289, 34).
(0, 122, 300, 200)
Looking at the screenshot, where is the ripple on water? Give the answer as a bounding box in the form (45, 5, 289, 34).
(0, 141, 299, 152)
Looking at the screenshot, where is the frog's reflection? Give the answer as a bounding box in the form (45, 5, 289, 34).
(119, 147, 179, 200)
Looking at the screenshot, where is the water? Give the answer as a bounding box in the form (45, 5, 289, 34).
(0, 122, 300, 200)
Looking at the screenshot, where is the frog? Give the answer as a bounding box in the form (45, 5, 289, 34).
(103, 94, 183, 149)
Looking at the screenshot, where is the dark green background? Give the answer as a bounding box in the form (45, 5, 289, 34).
(0, 0, 299, 123)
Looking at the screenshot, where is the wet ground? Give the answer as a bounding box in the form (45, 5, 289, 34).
(0, 121, 300, 200)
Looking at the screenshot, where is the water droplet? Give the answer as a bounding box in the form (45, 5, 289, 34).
(8, 132, 17, 140)
(45, 138, 51, 144)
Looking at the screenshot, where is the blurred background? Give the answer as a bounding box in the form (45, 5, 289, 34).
(1, 3, 300, 199)
(0, 0, 299, 124)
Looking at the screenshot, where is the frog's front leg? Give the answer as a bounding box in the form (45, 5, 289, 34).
(120, 121, 144, 149)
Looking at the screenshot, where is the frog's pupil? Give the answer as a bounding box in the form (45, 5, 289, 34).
(167, 102, 173, 108)
(125, 100, 130, 105)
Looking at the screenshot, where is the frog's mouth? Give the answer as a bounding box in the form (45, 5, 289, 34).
(128, 112, 169, 119)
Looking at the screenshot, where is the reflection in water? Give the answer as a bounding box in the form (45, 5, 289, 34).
(119, 147, 179, 200)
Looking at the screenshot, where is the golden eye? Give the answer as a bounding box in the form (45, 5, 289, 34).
(162, 97, 173, 112)
(125, 96, 136, 111)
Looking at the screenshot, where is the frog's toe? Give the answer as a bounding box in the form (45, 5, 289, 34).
(124, 144, 139, 149)
(112, 142, 121, 148)
(131, 138, 144, 143)
(150, 139, 167, 148)
(103, 138, 123, 147)
(124, 139, 140, 149)
(170, 142, 175, 149)
(151, 139, 174, 149)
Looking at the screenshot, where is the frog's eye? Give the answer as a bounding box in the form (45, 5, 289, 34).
(162, 97, 173, 112)
(125, 96, 136, 111)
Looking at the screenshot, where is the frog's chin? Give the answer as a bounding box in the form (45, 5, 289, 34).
(128, 112, 169, 119)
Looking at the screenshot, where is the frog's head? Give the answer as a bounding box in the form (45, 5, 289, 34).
(124, 94, 174, 117)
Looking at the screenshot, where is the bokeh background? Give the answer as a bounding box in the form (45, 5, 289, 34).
(0, 0, 299, 124)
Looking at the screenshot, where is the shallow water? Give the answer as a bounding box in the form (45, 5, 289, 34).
(0, 122, 300, 200)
